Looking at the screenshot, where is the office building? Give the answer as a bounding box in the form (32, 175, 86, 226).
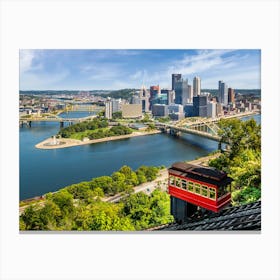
(152, 104, 168, 117)
(163, 89, 175, 105)
(174, 78, 188, 105)
(218, 80, 228, 106)
(105, 97, 113, 119)
(207, 102, 217, 118)
(168, 103, 184, 120)
(184, 104, 194, 117)
(112, 98, 122, 113)
(193, 76, 201, 96)
(188, 85, 193, 103)
(121, 104, 142, 118)
(139, 86, 150, 112)
(150, 85, 160, 99)
(131, 94, 141, 105)
(149, 85, 160, 110)
(216, 103, 224, 116)
(228, 88, 235, 103)
(193, 95, 208, 117)
(172, 74, 182, 90)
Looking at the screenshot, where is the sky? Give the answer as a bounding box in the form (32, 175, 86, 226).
(19, 49, 261, 91)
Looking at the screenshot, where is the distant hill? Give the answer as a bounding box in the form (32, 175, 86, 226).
(19, 90, 111, 95)
(202, 89, 261, 96)
(19, 88, 138, 100)
(20, 88, 261, 98)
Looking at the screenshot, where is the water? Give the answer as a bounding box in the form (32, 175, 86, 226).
(19, 113, 260, 200)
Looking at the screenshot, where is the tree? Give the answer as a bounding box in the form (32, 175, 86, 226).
(210, 118, 261, 205)
(20, 205, 45, 230)
(217, 118, 261, 159)
(112, 111, 122, 119)
(119, 165, 139, 186)
(111, 171, 127, 193)
(90, 176, 114, 195)
(49, 190, 75, 216)
(38, 201, 62, 230)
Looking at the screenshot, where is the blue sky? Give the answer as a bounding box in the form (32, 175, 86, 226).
(19, 49, 261, 90)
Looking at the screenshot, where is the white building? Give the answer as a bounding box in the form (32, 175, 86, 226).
(207, 102, 217, 118)
(112, 98, 122, 113)
(168, 103, 184, 120)
(105, 97, 113, 119)
(193, 76, 201, 97)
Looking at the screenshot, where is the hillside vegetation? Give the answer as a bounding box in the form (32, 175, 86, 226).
(209, 118, 261, 205)
(20, 165, 174, 230)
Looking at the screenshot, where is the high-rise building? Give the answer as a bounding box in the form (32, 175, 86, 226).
(152, 104, 168, 117)
(168, 103, 184, 120)
(150, 85, 160, 99)
(166, 90, 175, 105)
(207, 102, 217, 118)
(193, 76, 201, 97)
(105, 97, 113, 119)
(188, 85, 193, 103)
(172, 74, 182, 90)
(149, 85, 161, 110)
(218, 80, 228, 105)
(193, 95, 208, 117)
(228, 88, 235, 103)
(174, 78, 188, 105)
(139, 86, 150, 112)
(112, 98, 122, 113)
(216, 103, 224, 116)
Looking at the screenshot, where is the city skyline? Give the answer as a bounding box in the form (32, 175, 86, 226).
(20, 49, 261, 91)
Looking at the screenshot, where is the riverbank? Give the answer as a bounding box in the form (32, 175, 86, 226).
(19, 152, 220, 214)
(35, 130, 161, 149)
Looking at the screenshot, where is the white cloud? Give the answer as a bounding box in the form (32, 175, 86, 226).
(137, 50, 259, 89)
(20, 49, 43, 74)
(20, 50, 35, 73)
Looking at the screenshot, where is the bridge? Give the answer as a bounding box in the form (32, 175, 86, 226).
(19, 114, 97, 127)
(156, 110, 260, 143)
(66, 104, 104, 112)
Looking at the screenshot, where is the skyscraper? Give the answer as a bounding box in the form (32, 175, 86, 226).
(228, 87, 235, 103)
(193, 95, 208, 117)
(193, 76, 201, 97)
(172, 74, 182, 90)
(218, 80, 228, 105)
(105, 97, 113, 119)
(188, 85, 193, 103)
(161, 89, 175, 105)
(174, 78, 188, 105)
(139, 85, 150, 112)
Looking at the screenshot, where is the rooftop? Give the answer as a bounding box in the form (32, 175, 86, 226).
(148, 200, 261, 231)
(171, 162, 226, 181)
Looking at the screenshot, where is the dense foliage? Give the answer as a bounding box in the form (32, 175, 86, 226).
(209, 118, 261, 205)
(104, 89, 136, 100)
(112, 111, 122, 119)
(19, 165, 173, 230)
(57, 118, 132, 140)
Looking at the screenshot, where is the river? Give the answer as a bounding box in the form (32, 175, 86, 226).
(19, 112, 261, 200)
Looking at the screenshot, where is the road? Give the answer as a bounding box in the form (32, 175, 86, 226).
(103, 169, 169, 203)
(103, 153, 220, 203)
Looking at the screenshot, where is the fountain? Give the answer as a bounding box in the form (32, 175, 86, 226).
(43, 135, 65, 146)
